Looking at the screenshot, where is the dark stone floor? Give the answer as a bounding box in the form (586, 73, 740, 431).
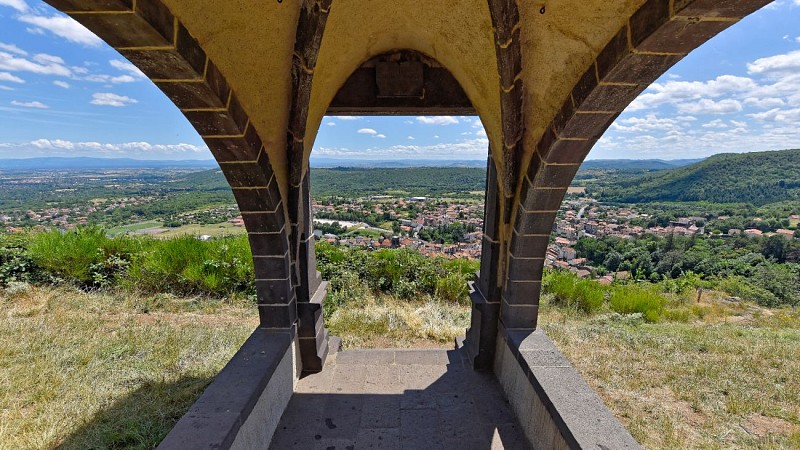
(269, 347, 530, 449)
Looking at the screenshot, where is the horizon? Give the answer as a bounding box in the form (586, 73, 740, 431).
(1, 1, 799, 161)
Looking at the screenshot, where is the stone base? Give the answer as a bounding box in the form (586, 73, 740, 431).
(297, 281, 330, 374)
(464, 278, 500, 371)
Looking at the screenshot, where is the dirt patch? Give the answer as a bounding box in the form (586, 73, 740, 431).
(742, 414, 795, 437)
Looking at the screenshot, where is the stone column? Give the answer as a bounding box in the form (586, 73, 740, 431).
(292, 173, 329, 374)
(464, 151, 502, 370)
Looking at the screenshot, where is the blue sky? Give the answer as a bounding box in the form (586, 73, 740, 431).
(0, 0, 799, 161)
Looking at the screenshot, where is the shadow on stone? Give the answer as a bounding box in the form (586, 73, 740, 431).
(270, 347, 530, 449)
(56, 376, 213, 450)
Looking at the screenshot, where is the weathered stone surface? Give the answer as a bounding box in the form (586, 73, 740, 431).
(268, 347, 529, 448)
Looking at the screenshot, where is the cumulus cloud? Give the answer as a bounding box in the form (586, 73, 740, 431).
(678, 98, 743, 115)
(0, 72, 24, 83)
(90, 92, 137, 107)
(416, 116, 459, 125)
(747, 50, 800, 76)
(11, 100, 47, 108)
(357, 128, 378, 135)
(628, 75, 756, 111)
(0, 50, 71, 76)
(18, 14, 102, 47)
(375, 134, 386, 139)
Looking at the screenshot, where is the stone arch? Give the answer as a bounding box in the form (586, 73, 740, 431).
(506, 0, 774, 331)
(42, 1, 296, 330)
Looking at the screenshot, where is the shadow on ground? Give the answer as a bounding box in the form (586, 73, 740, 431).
(56, 376, 213, 450)
(270, 347, 530, 449)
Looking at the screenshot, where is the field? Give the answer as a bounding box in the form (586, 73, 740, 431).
(2, 283, 798, 448)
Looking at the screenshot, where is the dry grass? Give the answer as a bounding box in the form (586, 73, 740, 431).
(0, 284, 256, 450)
(540, 295, 800, 449)
(326, 293, 470, 349)
(3, 282, 799, 449)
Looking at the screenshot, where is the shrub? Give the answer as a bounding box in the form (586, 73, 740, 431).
(609, 284, 666, 322)
(28, 227, 139, 287)
(543, 270, 605, 313)
(126, 235, 253, 297)
(435, 272, 469, 304)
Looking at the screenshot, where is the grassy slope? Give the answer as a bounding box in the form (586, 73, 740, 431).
(0, 286, 256, 450)
(540, 298, 800, 448)
(2, 285, 799, 448)
(603, 149, 800, 205)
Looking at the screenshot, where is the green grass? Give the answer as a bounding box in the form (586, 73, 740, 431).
(0, 285, 256, 449)
(609, 284, 666, 322)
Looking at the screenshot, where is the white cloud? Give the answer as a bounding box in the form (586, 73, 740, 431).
(0, 72, 24, 83)
(744, 97, 785, 109)
(375, 134, 386, 139)
(6, 139, 210, 158)
(677, 98, 743, 115)
(315, 137, 490, 160)
(0, 85, 13, 91)
(407, 136, 415, 140)
(357, 128, 378, 135)
(416, 116, 459, 125)
(84, 74, 136, 84)
(109, 59, 145, 79)
(53, 80, 70, 89)
(702, 119, 728, 128)
(0, 0, 28, 12)
(628, 75, 757, 111)
(90, 92, 138, 107)
(747, 50, 800, 76)
(332, 116, 361, 120)
(0, 50, 71, 76)
(748, 107, 800, 122)
(0, 42, 26, 56)
(611, 114, 682, 133)
(476, 129, 487, 137)
(326, 121, 336, 126)
(11, 100, 48, 108)
(18, 14, 103, 47)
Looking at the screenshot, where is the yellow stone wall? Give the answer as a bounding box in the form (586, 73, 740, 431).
(160, 0, 646, 196)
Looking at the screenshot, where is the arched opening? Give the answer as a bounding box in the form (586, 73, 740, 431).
(288, 49, 503, 370)
(529, 2, 800, 448)
(6, 0, 789, 448)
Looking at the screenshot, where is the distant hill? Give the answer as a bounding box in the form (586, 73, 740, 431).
(601, 149, 800, 205)
(312, 167, 486, 197)
(580, 158, 703, 170)
(170, 167, 487, 198)
(0, 157, 217, 170)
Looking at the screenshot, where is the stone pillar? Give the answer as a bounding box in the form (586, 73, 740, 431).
(464, 151, 502, 370)
(292, 173, 329, 374)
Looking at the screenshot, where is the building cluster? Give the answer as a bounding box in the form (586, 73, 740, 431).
(312, 197, 484, 259)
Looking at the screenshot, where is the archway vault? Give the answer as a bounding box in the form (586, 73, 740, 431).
(44, 0, 773, 373)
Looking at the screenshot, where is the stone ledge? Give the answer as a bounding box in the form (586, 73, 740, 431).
(158, 327, 297, 450)
(496, 328, 641, 449)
